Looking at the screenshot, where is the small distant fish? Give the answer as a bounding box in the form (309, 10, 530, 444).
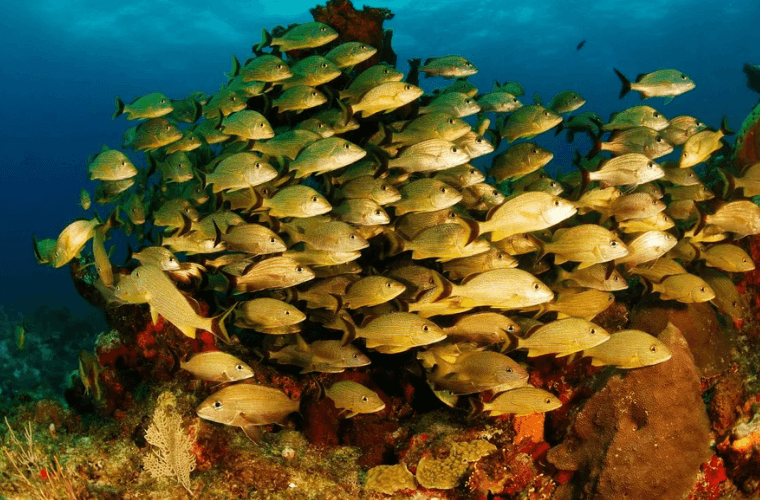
(490, 143, 554, 183)
(613, 68, 695, 103)
(507, 318, 610, 357)
(427, 350, 528, 395)
(419, 92, 481, 118)
(602, 105, 669, 132)
(235, 298, 305, 334)
(87, 145, 138, 181)
(339, 64, 405, 102)
(15, 323, 26, 350)
(53, 217, 100, 268)
(180, 351, 254, 382)
(113, 92, 173, 120)
(196, 383, 300, 441)
(240, 54, 292, 82)
(647, 273, 715, 303)
(257, 22, 338, 52)
(78, 350, 104, 400)
(279, 56, 342, 89)
(325, 381, 385, 418)
(349, 82, 424, 118)
(499, 104, 562, 142)
(540, 224, 629, 268)
(80, 189, 91, 210)
(419, 55, 478, 79)
(556, 263, 629, 292)
(231, 256, 315, 294)
(336, 311, 446, 353)
(701, 269, 749, 319)
(576, 40, 586, 50)
(123, 118, 182, 151)
(679, 118, 732, 168)
(325, 42, 377, 69)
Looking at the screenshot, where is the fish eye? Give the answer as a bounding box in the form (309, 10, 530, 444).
(255, 163, 262, 169)
(451, 147, 458, 153)
(361, 396, 369, 402)
(312, 92, 318, 97)
(532, 148, 539, 154)
(160, 99, 166, 103)
(235, 364, 243, 371)
(650, 345, 658, 352)
(655, 137, 662, 143)
(653, 112, 660, 118)
(285, 310, 290, 315)
(507, 326, 515, 332)
(350, 234, 356, 240)
(610, 240, 618, 247)
(440, 187, 447, 193)
(506, 367, 512, 373)
(344, 143, 351, 149)
(122, 161, 126, 166)
(276, 64, 283, 69)
(612, 275, 619, 281)
(648, 162, 654, 168)
(269, 237, 276, 243)
(231, 96, 237, 101)
(296, 266, 304, 272)
(165, 125, 171, 131)
(533, 283, 540, 290)
(320, 26, 327, 31)
(553, 201, 560, 206)
(513, 98, 518, 103)
(732, 301, 738, 307)
(361, 45, 367, 49)
(321, 63, 328, 68)
(380, 184, 387, 191)
(311, 196, 318, 202)
(476, 138, 483, 144)
(213, 401, 223, 410)
(496, 252, 504, 260)
(383, 69, 390, 74)
(374, 209, 382, 215)
(743, 258, 748, 263)
(385, 281, 392, 288)
(545, 398, 552, 404)
(590, 328, 596, 334)
(448, 118, 455, 124)
(422, 325, 430, 332)
(680, 74, 687, 80)
(700, 286, 705, 292)
(405, 85, 412, 90)
(465, 99, 472, 104)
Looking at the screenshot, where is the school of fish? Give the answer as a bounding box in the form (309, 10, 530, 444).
(35, 18, 758, 437)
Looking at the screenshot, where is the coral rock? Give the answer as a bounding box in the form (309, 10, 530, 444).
(365, 463, 416, 494)
(547, 322, 712, 500)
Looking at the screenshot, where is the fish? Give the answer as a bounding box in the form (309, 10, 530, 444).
(391, 179, 462, 215)
(576, 40, 586, 50)
(53, 217, 100, 268)
(152, 151, 194, 184)
(540, 225, 629, 268)
(78, 350, 104, 400)
(113, 92, 173, 120)
(661, 115, 706, 145)
(339, 276, 406, 309)
(478, 192, 578, 241)
(432, 164, 485, 190)
(441, 312, 520, 345)
(615, 230, 677, 267)
(493, 80, 525, 96)
(219, 111, 274, 141)
(490, 143, 554, 183)
(556, 263, 629, 291)
(442, 247, 518, 280)
(583, 328, 672, 368)
(701, 269, 749, 319)
(131, 246, 181, 271)
(664, 184, 715, 202)
(507, 318, 610, 357)
(205, 154, 278, 193)
(701, 201, 760, 237)
(385, 113, 472, 147)
(459, 183, 505, 211)
(602, 105, 669, 132)
(260, 185, 332, 218)
(271, 335, 371, 374)
(427, 350, 528, 395)
(325, 381, 385, 417)
(92, 228, 114, 287)
(123, 118, 182, 151)
(609, 192, 666, 221)
(419, 56, 478, 79)
(257, 22, 338, 52)
(617, 212, 675, 233)
(647, 273, 715, 303)
(628, 258, 686, 282)
(419, 92, 481, 118)
(680, 118, 732, 168)
(325, 42, 377, 69)
(288, 137, 367, 179)
(591, 127, 673, 159)
(722, 163, 760, 197)
(339, 64, 405, 102)
(221, 223, 286, 256)
(547, 90, 586, 114)
(87, 146, 138, 181)
(197, 383, 300, 440)
(699, 243, 755, 272)
(231, 257, 315, 294)
(348, 82, 424, 117)
(234, 298, 305, 334)
(240, 54, 293, 82)
(534, 289, 615, 320)
(476, 92, 523, 113)
(180, 351, 254, 382)
(387, 222, 489, 262)
(80, 189, 91, 210)
(499, 104, 562, 142)
(15, 323, 26, 351)
(272, 85, 327, 114)
(166, 96, 203, 124)
(283, 218, 369, 252)
(444, 268, 554, 310)
(338, 176, 402, 205)
(333, 198, 390, 225)
(279, 56, 342, 89)
(662, 164, 701, 186)
(555, 112, 603, 142)
(387, 139, 470, 173)
(336, 311, 446, 354)
(613, 68, 695, 103)
(476, 386, 562, 417)
(118, 265, 231, 342)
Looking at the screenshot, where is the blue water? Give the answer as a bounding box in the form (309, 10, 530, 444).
(1, 0, 758, 317)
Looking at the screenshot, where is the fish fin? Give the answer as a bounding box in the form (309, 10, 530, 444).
(176, 324, 197, 339)
(178, 212, 194, 237)
(467, 397, 485, 419)
(717, 169, 734, 199)
(586, 137, 602, 159)
(613, 68, 631, 99)
(31, 235, 44, 264)
(554, 121, 564, 136)
(294, 332, 310, 352)
(554, 254, 569, 265)
(241, 422, 262, 442)
(501, 330, 520, 353)
(590, 357, 606, 367)
(576, 261, 594, 269)
(338, 313, 358, 346)
(344, 411, 358, 419)
(149, 305, 160, 326)
(565, 352, 581, 364)
(604, 261, 615, 280)
(255, 29, 272, 53)
(113, 97, 125, 119)
(663, 96, 673, 105)
(228, 55, 241, 79)
(533, 93, 542, 105)
(329, 293, 344, 313)
(693, 203, 707, 236)
(191, 100, 202, 123)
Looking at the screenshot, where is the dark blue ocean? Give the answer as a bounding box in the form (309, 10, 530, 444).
(1, 0, 758, 316)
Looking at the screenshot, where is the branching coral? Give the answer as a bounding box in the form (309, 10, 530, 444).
(143, 396, 196, 494)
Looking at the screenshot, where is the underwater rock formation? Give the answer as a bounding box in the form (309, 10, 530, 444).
(547, 323, 712, 500)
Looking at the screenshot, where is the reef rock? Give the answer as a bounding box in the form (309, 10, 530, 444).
(547, 323, 712, 500)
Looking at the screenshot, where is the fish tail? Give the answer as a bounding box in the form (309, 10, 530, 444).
(31, 234, 44, 264)
(255, 29, 272, 53)
(467, 397, 485, 419)
(640, 276, 654, 297)
(613, 68, 631, 99)
(577, 165, 590, 200)
(190, 100, 202, 123)
(228, 55, 241, 79)
(586, 137, 602, 159)
(554, 121, 564, 136)
(720, 116, 734, 136)
(113, 97, 125, 119)
(384, 230, 407, 258)
(717, 168, 735, 199)
(500, 330, 520, 353)
(693, 203, 707, 236)
(210, 303, 236, 344)
(337, 313, 358, 346)
(328, 293, 344, 314)
(146, 154, 158, 178)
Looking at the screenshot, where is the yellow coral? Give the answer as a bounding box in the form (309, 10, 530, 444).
(416, 440, 497, 490)
(365, 463, 416, 494)
(143, 394, 196, 494)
